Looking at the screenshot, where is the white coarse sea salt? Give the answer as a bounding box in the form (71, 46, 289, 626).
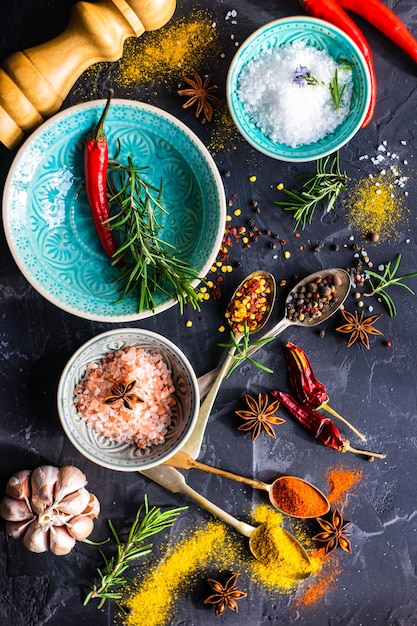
(237, 41, 353, 147)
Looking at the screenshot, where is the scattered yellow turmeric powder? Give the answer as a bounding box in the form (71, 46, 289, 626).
(123, 520, 243, 626)
(207, 104, 242, 154)
(116, 9, 221, 89)
(250, 504, 323, 593)
(122, 504, 327, 626)
(347, 172, 406, 241)
(122, 469, 365, 624)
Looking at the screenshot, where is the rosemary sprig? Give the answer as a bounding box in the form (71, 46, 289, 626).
(106, 157, 202, 314)
(329, 69, 346, 110)
(274, 152, 349, 231)
(329, 61, 353, 109)
(84, 495, 186, 611)
(364, 253, 417, 316)
(218, 323, 274, 377)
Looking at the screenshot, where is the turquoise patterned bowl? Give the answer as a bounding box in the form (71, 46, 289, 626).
(227, 16, 371, 162)
(3, 100, 226, 321)
(57, 328, 200, 471)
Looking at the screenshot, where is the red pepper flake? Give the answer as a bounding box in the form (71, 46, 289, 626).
(226, 273, 273, 334)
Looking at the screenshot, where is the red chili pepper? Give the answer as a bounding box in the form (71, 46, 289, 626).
(84, 89, 117, 259)
(286, 342, 327, 407)
(336, 0, 417, 64)
(285, 342, 365, 440)
(300, 0, 377, 127)
(272, 390, 386, 459)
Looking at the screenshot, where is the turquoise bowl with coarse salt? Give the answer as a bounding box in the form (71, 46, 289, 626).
(227, 16, 371, 162)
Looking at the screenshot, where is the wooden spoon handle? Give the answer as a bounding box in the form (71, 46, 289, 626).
(165, 450, 270, 491)
(0, 0, 176, 148)
(140, 465, 255, 538)
(179, 345, 237, 460)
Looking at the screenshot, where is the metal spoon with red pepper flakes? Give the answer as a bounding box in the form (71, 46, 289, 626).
(181, 271, 275, 460)
(219, 271, 276, 376)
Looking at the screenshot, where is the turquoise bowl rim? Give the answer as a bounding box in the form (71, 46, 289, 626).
(227, 16, 372, 162)
(2, 99, 226, 322)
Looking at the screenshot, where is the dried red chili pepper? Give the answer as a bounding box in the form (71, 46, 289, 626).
(84, 89, 117, 259)
(336, 0, 417, 64)
(300, 0, 377, 127)
(272, 390, 386, 459)
(285, 342, 365, 440)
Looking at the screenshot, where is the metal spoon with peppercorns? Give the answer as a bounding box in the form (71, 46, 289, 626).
(197, 268, 351, 409)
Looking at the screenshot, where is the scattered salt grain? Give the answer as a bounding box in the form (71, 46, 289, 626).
(237, 41, 353, 147)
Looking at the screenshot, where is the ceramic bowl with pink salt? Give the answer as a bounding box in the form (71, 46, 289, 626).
(57, 328, 200, 471)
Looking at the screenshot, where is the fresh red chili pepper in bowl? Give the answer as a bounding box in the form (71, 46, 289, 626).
(285, 342, 365, 440)
(336, 0, 417, 64)
(272, 390, 386, 460)
(300, 0, 377, 127)
(84, 89, 118, 259)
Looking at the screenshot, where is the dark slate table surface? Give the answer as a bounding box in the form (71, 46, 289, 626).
(1, 1, 417, 625)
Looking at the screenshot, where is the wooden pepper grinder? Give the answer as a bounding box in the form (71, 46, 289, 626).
(0, 0, 176, 150)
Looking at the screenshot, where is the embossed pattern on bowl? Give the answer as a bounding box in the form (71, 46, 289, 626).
(3, 100, 226, 321)
(57, 328, 200, 471)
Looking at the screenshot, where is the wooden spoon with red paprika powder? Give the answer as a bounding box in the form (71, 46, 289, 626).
(165, 450, 330, 519)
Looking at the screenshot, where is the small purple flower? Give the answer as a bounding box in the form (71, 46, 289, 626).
(292, 65, 319, 87)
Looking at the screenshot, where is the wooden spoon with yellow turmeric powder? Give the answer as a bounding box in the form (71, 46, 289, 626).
(141, 464, 312, 579)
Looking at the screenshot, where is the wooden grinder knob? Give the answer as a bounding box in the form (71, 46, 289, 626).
(0, 0, 176, 149)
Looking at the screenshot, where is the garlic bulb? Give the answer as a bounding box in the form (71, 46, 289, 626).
(0, 465, 100, 555)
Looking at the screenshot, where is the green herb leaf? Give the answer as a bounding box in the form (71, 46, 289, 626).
(106, 157, 203, 314)
(84, 495, 187, 612)
(274, 151, 348, 231)
(364, 253, 417, 316)
(329, 68, 346, 109)
(218, 323, 274, 377)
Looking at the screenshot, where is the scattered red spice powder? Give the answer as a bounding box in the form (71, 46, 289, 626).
(295, 548, 341, 607)
(327, 465, 363, 505)
(294, 465, 363, 608)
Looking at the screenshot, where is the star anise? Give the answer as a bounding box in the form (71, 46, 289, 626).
(313, 508, 352, 555)
(204, 573, 247, 616)
(177, 72, 221, 121)
(336, 309, 383, 349)
(103, 380, 142, 410)
(235, 393, 285, 442)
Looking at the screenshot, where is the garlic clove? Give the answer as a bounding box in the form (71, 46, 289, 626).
(6, 469, 32, 506)
(0, 494, 34, 522)
(49, 525, 76, 556)
(5, 518, 34, 540)
(56, 487, 90, 516)
(23, 520, 49, 553)
(30, 465, 59, 514)
(81, 493, 101, 519)
(54, 466, 87, 504)
(66, 514, 94, 540)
